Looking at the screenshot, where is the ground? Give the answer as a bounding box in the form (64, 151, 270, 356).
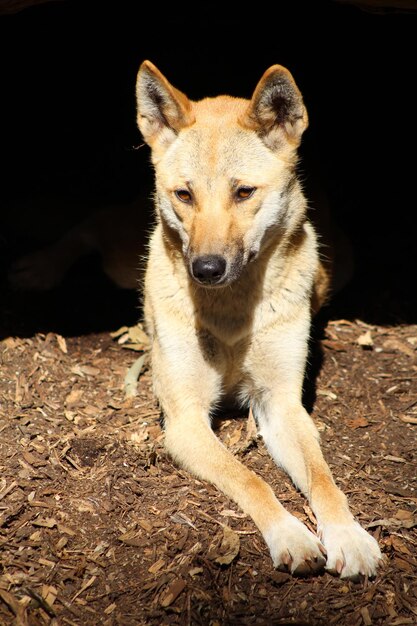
(0, 258, 416, 626)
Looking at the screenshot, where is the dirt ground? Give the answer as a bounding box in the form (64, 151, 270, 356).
(0, 248, 416, 626)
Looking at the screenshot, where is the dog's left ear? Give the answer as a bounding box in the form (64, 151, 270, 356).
(241, 65, 308, 150)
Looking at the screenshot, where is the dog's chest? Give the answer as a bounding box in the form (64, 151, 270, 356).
(195, 288, 255, 347)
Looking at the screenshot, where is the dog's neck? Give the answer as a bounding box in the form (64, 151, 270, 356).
(158, 215, 312, 347)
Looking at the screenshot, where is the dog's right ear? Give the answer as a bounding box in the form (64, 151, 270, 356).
(136, 61, 195, 151)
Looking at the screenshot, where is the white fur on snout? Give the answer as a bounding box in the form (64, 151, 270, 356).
(319, 521, 383, 579)
(264, 514, 325, 573)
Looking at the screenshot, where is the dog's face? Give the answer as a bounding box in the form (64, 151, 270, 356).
(136, 62, 308, 287)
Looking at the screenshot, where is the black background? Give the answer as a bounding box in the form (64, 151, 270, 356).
(1, 0, 415, 335)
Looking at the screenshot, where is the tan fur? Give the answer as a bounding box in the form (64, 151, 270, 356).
(136, 61, 382, 578)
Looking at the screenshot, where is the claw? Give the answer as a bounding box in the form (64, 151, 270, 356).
(319, 543, 327, 557)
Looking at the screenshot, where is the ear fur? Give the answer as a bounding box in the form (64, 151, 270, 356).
(136, 60, 195, 148)
(241, 65, 308, 149)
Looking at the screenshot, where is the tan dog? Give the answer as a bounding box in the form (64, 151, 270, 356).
(136, 61, 382, 579)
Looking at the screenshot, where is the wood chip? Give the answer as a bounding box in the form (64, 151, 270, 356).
(399, 414, 417, 424)
(346, 416, 369, 429)
(33, 517, 57, 528)
(124, 354, 147, 398)
(360, 606, 372, 626)
(104, 603, 117, 615)
(317, 389, 338, 400)
(0, 480, 18, 500)
(56, 334, 68, 354)
(71, 576, 96, 602)
(321, 339, 346, 351)
(148, 558, 165, 574)
(382, 338, 415, 359)
(65, 389, 83, 406)
(159, 578, 186, 607)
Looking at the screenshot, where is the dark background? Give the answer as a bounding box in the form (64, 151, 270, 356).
(0, 0, 415, 336)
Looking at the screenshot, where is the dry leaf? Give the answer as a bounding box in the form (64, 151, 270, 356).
(236, 406, 258, 453)
(357, 330, 373, 347)
(128, 325, 150, 347)
(228, 423, 243, 447)
(123, 343, 149, 352)
(109, 326, 129, 338)
(367, 517, 416, 530)
(391, 536, 412, 556)
(393, 557, 414, 573)
(213, 525, 240, 565)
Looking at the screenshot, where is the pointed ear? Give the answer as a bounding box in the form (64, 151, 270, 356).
(241, 65, 308, 150)
(136, 60, 195, 149)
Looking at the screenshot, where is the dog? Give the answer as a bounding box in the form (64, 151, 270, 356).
(135, 60, 382, 579)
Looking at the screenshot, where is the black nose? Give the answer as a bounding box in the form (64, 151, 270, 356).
(191, 255, 227, 284)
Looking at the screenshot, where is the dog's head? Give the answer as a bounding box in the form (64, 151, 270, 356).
(136, 61, 308, 287)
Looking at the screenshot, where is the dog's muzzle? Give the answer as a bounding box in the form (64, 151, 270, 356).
(191, 255, 227, 285)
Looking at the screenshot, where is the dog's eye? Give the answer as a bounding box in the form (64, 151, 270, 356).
(236, 186, 256, 201)
(175, 189, 192, 204)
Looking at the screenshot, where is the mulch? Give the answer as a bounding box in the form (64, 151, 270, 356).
(0, 291, 416, 625)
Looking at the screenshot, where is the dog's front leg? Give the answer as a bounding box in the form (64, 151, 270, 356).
(151, 334, 325, 576)
(250, 318, 383, 579)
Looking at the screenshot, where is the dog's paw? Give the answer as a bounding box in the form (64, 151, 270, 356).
(264, 514, 326, 576)
(319, 521, 383, 580)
